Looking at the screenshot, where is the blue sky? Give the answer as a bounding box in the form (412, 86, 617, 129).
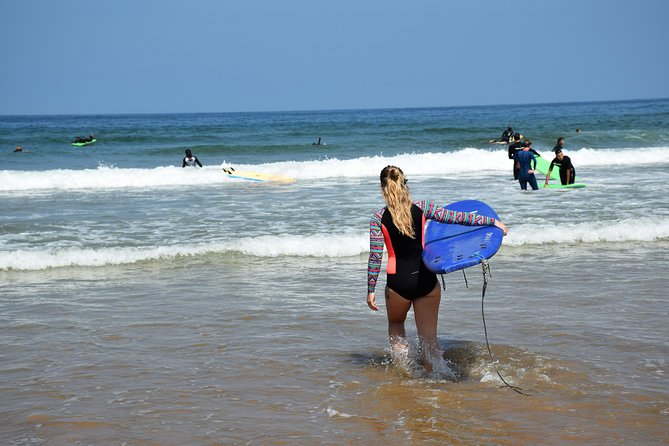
(1, 0, 667, 115)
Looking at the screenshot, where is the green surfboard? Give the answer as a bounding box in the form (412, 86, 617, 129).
(533, 153, 584, 187)
(71, 139, 96, 147)
(544, 183, 586, 189)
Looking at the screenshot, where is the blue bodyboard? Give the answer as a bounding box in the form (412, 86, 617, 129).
(422, 200, 504, 274)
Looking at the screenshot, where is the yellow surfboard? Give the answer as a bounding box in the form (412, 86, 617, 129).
(222, 168, 295, 183)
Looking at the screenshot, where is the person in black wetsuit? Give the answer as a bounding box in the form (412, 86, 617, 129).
(366, 166, 508, 372)
(500, 126, 514, 143)
(544, 148, 576, 186)
(182, 149, 203, 167)
(553, 136, 565, 154)
(73, 134, 95, 143)
(507, 133, 524, 180)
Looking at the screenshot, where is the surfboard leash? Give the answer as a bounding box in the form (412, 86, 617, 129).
(479, 259, 530, 396)
(439, 256, 531, 395)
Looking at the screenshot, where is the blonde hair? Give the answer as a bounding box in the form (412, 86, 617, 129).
(380, 165, 415, 238)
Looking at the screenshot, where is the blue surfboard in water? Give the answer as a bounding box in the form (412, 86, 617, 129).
(422, 200, 504, 274)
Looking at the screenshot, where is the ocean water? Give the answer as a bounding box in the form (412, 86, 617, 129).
(1, 98, 668, 445)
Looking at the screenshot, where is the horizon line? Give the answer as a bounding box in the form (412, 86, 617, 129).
(1, 96, 667, 118)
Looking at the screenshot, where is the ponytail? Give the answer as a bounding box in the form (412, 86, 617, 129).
(380, 166, 415, 238)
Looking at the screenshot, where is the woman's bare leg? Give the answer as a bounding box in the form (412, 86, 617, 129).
(412, 283, 442, 372)
(385, 287, 412, 352)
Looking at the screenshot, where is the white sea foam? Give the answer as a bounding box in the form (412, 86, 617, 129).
(0, 166, 231, 192)
(0, 233, 367, 271)
(503, 217, 669, 246)
(2, 147, 667, 192)
(2, 219, 667, 271)
(565, 146, 669, 166)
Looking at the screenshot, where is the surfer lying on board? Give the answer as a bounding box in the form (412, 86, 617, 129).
(182, 149, 203, 167)
(544, 148, 576, 186)
(73, 134, 95, 143)
(367, 166, 508, 374)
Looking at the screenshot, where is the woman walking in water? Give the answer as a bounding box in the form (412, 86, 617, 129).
(366, 165, 507, 373)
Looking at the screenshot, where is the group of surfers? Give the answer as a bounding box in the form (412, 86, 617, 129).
(498, 127, 576, 190)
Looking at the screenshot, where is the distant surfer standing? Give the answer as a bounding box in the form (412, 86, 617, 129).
(366, 166, 507, 373)
(507, 133, 524, 180)
(544, 148, 576, 186)
(508, 133, 538, 180)
(182, 149, 203, 167)
(513, 140, 539, 190)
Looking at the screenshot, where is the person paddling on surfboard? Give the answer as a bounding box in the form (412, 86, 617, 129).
(366, 165, 507, 374)
(73, 134, 95, 143)
(544, 148, 576, 186)
(182, 149, 203, 167)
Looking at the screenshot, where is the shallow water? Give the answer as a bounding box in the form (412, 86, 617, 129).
(1, 241, 667, 445)
(1, 99, 668, 444)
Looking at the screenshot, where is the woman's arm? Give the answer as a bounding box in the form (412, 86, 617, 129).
(367, 211, 385, 294)
(418, 200, 507, 235)
(417, 200, 496, 226)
